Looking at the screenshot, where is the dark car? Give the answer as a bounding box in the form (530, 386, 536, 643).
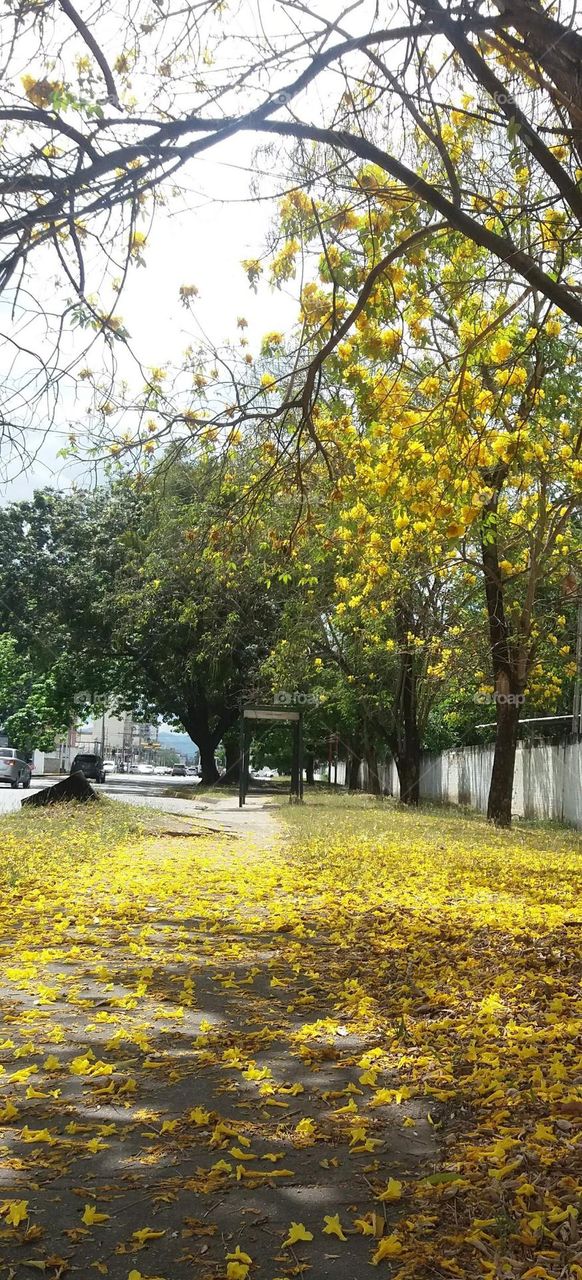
(171, 764, 187, 776)
(70, 753, 106, 783)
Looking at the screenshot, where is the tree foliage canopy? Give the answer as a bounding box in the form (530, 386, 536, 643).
(3, 0, 582, 476)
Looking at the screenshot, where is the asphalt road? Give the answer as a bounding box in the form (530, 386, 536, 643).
(0, 771, 280, 839)
(0, 771, 200, 815)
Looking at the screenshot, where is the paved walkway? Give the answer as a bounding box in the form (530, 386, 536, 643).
(0, 804, 436, 1278)
(0, 777, 282, 842)
(123, 790, 283, 841)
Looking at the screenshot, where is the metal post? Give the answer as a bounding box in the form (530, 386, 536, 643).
(244, 721, 251, 801)
(298, 711, 304, 801)
(290, 720, 298, 802)
(238, 712, 245, 807)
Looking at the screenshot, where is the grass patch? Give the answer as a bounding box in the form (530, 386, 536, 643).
(0, 798, 150, 887)
(0, 790, 578, 1276)
(276, 794, 581, 1274)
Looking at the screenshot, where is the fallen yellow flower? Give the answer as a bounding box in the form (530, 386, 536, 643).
(82, 1203, 111, 1226)
(0, 1200, 28, 1227)
(376, 1177, 402, 1202)
(323, 1213, 347, 1240)
(283, 1222, 314, 1247)
(132, 1227, 167, 1245)
(372, 1234, 403, 1263)
(21, 1126, 55, 1144)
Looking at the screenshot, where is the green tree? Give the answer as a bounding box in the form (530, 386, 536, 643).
(107, 458, 288, 782)
(0, 635, 71, 752)
(0, 456, 293, 783)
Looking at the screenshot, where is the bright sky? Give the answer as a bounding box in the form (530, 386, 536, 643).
(1, 0, 386, 502)
(122, 139, 297, 367)
(2, 134, 297, 501)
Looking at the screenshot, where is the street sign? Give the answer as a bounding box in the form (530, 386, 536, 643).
(243, 708, 300, 722)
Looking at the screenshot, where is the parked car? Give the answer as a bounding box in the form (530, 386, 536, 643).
(136, 762, 155, 775)
(103, 759, 116, 773)
(171, 764, 187, 776)
(0, 748, 32, 789)
(70, 753, 106, 783)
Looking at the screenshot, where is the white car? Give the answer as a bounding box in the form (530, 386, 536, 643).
(0, 748, 32, 789)
(137, 762, 155, 774)
(103, 760, 116, 773)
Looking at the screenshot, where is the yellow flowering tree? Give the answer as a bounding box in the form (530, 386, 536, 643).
(262, 163, 581, 824)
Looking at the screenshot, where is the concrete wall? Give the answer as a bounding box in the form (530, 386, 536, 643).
(33, 751, 63, 775)
(327, 739, 582, 829)
(413, 740, 582, 826)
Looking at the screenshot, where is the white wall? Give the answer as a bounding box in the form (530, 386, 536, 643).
(326, 740, 582, 829)
(417, 740, 582, 827)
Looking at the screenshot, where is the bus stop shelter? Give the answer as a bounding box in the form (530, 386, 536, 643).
(239, 704, 304, 806)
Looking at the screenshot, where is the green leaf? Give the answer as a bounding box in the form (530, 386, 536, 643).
(422, 1172, 463, 1185)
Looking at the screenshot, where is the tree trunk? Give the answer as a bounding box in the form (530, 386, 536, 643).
(392, 616, 421, 806)
(181, 698, 239, 787)
(193, 728, 220, 785)
(497, 1, 582, 161)
(486, 690, 520, 827)
(480, 476, 523, 827)
(364, 746, 381, 794)
(305, 751, 315, 785)
(347, 750, 361, 791)
(199, 741, 220, 785)
(395, 750, 420, 805)
(222, 733, 241, 785)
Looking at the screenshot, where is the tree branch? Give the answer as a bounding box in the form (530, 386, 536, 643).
(57, 0, 121, 108)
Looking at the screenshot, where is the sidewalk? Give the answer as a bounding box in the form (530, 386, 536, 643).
(0, 808, 435, 1279)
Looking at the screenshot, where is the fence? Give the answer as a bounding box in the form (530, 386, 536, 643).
(330, 739, 582, 829)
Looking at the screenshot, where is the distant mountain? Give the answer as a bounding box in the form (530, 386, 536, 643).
(158, 728, 199, 761)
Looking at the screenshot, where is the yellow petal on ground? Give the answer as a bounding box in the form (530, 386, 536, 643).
(82, 1204, 111, 1225)
(0, 1102, 19, 1122)
(322, 1213, 347, 1240)
(132, 1227, 167, 1245)
(376, 1177, 402, 1201)
(283, 1221, 314, 1247)
(226, 1247, 252, 1264)
(372, 1234, 403, 1263)
(353, 1214, 375, 1235)
(21, 1126, 55, 1144)
(0, 1199, 28, 1226)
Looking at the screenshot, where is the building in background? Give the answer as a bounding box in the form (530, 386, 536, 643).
(34, 709, 161, 774)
